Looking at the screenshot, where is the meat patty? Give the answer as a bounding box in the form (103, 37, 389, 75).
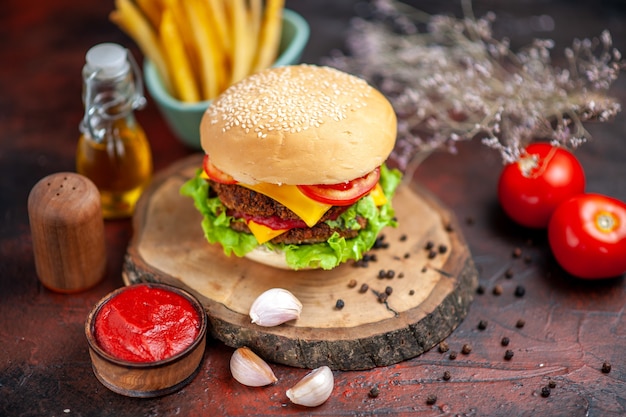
(210, 181, 367, 244)
(229, 214, 367, 244)
(210, 181, 345, 221)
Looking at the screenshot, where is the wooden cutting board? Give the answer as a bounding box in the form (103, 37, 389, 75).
(124, 154, 477, 370)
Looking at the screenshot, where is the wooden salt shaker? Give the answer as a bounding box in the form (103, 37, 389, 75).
(28, 172, 106, 292)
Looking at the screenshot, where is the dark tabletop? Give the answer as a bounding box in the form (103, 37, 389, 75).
(1, 1, 626, 416)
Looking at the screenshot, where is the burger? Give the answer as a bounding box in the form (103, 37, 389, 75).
(181, 65, 402, 270)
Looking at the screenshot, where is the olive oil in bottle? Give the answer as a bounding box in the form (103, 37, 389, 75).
(76, 43, 152, 219)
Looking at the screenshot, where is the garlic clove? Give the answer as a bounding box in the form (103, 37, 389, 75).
(249, 288, 303, 327)
(286, 365, 334, 407)
(230, 346, 278, 387)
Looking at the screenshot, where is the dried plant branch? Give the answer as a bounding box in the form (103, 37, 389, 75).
(323, 0, 625, 170)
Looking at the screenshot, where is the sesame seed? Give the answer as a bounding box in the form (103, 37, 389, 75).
(206, 65, 373, 137)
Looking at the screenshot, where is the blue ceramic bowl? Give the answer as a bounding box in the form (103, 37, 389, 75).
(144, 9, 310, 149)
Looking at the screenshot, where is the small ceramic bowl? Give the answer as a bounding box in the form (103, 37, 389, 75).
(85, 283, 207, 398)
(144, 8, 310, 149)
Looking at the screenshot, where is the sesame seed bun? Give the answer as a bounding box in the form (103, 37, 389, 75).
(200, 65, 397, 185)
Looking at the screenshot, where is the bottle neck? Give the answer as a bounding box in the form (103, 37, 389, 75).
(81, 71, 133, 139)
(81, 49, 146, 143)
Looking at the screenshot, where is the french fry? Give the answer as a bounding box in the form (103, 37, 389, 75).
(110, 0, 172, 93)
(248, 0, 262, 70)
(183, 0, 224, 99)
(205, 0, 232, 59)
(253, 0, 285, 72)
(162, 0, 202, 89)
(110, 0, 286, 103)
(159, 9, 200, 101)
(228, 0, 253, 84)
(135, 0, 163, 30)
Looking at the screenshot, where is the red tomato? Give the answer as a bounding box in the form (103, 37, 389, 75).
(548, 193, 626, 279)
(298, 167, 381, 206)
(498, 143, 585, 228)
(203, 154, 237, 184)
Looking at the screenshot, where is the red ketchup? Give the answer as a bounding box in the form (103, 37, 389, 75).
(94, 285, 201, 363)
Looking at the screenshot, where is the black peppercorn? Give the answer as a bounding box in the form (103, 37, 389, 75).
(541, 386, 551, 398)
(501, 336, 510, 346)
(378, 269, 386, 279)
(427, 250, 437, 259)
(602, 361, 612, 374)
(478, 320, 488, 330)
(504, 350, 514, 360)
(449, 351, 458, 360)
(514, 285, 526, 297)
(426, 394, 437, 405)
(359, 283, 369, 293)
(335, 299, 345, 310)
(504, 268, 514, 279)
(377, 292, 388, 303)
(409, 289, 415, 296)
(385, 286, 393, 295)
(442, 370, 451, 381)
(424, 241, 434, 250)
(386, 270, 395, 279)
(516, 319, 526, 328)
(348, 279, 357, 288)
(461, 344, 472, 354)
(476, 285, 485, 295)
(548, 380, 557, 389)
(438, 244, 448, 254)
(368, 385, 380, 398)
(373, 235, 389, 249)
(438, 341, 449, 353)
(353, 259, 367, 268)
(399, 234, 407, 241)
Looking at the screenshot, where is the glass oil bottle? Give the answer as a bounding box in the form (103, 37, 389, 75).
(76, 43, 152, 219)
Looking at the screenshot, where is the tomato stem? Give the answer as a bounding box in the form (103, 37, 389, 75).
(518, 146, 558, 178)
(517, 154, 539, 177)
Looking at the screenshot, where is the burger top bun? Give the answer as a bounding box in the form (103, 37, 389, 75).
(201, 65, 397, 185)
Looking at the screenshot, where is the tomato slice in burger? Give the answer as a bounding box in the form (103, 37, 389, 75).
(203, 155, 237, 184)
(297, 167, 381, 206)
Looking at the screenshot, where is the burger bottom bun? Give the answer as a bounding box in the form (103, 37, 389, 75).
(244, 246, 312, 270)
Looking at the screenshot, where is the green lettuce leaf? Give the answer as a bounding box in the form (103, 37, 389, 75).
(180, 174, 258, 256)
(180, 165, 402, 270)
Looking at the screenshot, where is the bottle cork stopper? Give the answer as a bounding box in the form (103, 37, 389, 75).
(28, 173, 106, 293)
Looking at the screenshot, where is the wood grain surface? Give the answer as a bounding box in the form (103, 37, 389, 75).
(124, 155, 477, 370)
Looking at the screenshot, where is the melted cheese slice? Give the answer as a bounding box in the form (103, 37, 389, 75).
(247, 220, 289, 244)
(240, 183, 332, 228)
(369, 183, 387, 207)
